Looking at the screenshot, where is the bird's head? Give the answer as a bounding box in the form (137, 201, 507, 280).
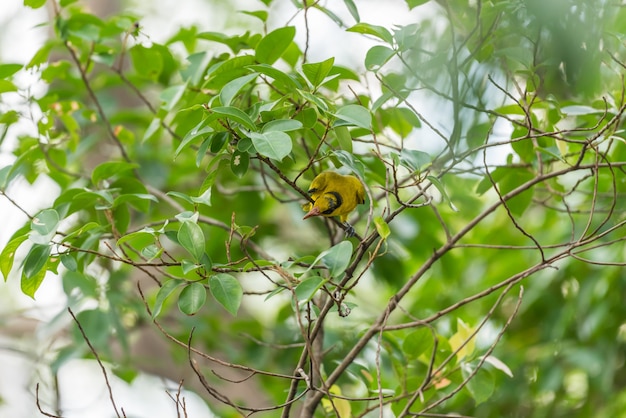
(302, 205, 321, 219)
(302, 193, 340, 220)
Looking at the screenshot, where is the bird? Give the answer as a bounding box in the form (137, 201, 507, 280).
(302, 171, 365, 237)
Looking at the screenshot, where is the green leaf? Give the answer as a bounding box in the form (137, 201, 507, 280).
(374, 216, 390, 240)
(0, 165, 13, 189)
(189, 187, 212, 207)
(30, 209, 60, 245)
(211, 106, 257, 131)
(197, 32, 259, 54)
(297, 89, 329, 112)
(71, 309, 110, 348)
(167, 191, 196, 206)
(27, 41, 53, 69)
(0, 64, 23, 79)
(265, 285, 287, 301)
(321, 241, 353, 277)
(1, 233, 28, 281)
(177, 221, 205, 261)
(60, 253, 78, 272)
(116, 230, 155, 247)
(181, 259, 200, 275)
(255, 26, 296, 65)
(334, 105, 372, 129)
(561, 105, 600, 116)
(247, 64, 302, 90)
(343, 0, 360, 22)
(347, 23, 394, 44)
(466, 122, 491, 149)
(176, 120, 214, 157)
(332, 150, 365, 179)
(402, 328, 435, 359)
(21, 267, 47, 299)
(63, 13, 104, 42)
(295, 276, 326, 303)
(399, 149, 430, 172)
(178, 282, 207, 315)
(231, 150, 249, 178)
(427, 176, 457, 212)
(24, 0, 47, 9)
(142, 118, 162, 143)
(160, 83, 187, 111)
(294, 107, 318, 129)
(91, 161, 138, 184)
(536, 145, 564, 162)
(406, 0, 431, 9)
(220, 73, 258, 107)
(250, 131, 292, 161)
(181, 51, 211, 85)
(475, 167, 534, 216)
(210, 131, 229, 153)
(240, 10, 268, 22)
(0, 109, 19, 125)
(141, 244, 162, 261)
(381, 107, 421, 137)
(302, 57, 335, 87)
(0, 80, 17, 93)
(262, 119, 303, 133)
(62, 271, 97, 298)
(365, 45, 395, 70)
(152, 279, 183, 318)
(200, 253, 213, 272)
(334, 126, 353, 153)
(393, 23, 420, 51)
(130, 44, 163, 81)
(22, 244, 51, 280)
(210, 273, 243, 316)
(462, 363, 495, 405)
(313, 4, 345, 27)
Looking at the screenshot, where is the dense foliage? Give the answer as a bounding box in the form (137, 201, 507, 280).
(2, 0, 626, 416)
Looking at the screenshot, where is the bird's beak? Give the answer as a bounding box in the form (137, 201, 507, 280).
(303, 206, 321, 220)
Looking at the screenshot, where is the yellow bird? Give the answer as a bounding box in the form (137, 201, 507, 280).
(302, 171, 365, 236)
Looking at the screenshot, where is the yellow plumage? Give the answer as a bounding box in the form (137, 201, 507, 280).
(302, 171, 365, 235)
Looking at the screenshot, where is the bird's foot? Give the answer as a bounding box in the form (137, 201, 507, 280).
(343, 222, 355, 238)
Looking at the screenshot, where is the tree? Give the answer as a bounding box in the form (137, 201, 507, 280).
(2, 0, 626, 416)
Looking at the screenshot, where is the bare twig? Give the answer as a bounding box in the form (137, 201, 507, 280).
(67, 308, 124, 418)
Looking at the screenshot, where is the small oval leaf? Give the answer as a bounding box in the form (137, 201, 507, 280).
(262, 119, 303, 133)
(211, 106, 257, 131)
(22, 244, 51, 279)
(250, 131, 292, 161)
(255, 26, 296, 65)
(295, 276, 325, 303)
(177, 221, 206, 261)
(1, 234, 29, 281)
(374, 216, 390, 240)
(365, 45, 395, 71)
(30, 209, 60, 244)
(152, 279, 183, 318)
(322, 241, 353, 277)
(220, 73, 258, 107)
(334, 105, 372, 129)
(230, 150, 250, 178)
(178, 282, 207, 315)
(209, 273, 243, 316)
(302, 57, 335, 87)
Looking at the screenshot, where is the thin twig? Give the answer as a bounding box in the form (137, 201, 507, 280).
(67, 308, 124, 418)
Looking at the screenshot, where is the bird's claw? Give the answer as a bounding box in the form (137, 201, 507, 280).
(343, 222, 355, 238)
